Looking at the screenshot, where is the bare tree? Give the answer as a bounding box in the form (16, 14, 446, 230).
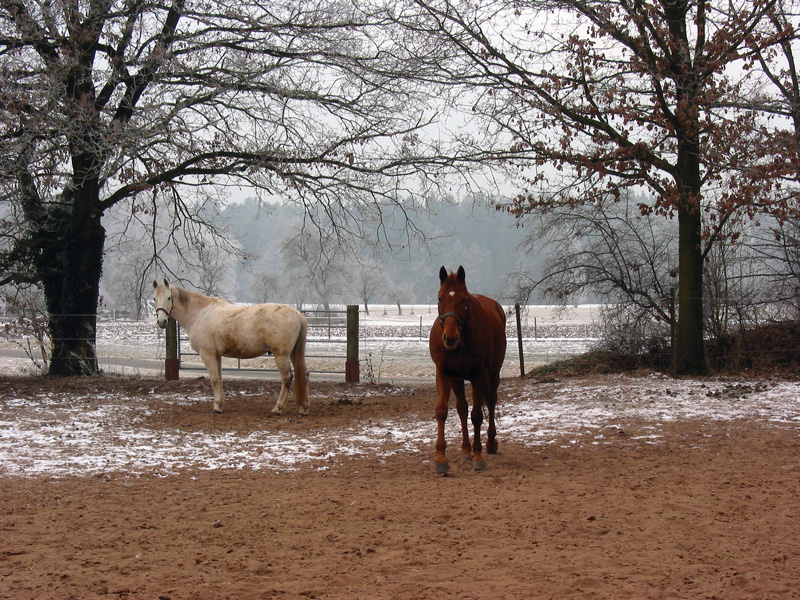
(101, 245, 157, 320)
(102, 195, 240, 315)
(728, 217, 800, 320)
(0, 0, 469, 375)
(1, 283, 49, 370)
(352, 258, 389, 314)
(281, 226, 348, 309)
(398, 0, 797, 374)
(185, 236, 238, 299)
(510, 191, 677, 317)
(250, 272, 283, 305)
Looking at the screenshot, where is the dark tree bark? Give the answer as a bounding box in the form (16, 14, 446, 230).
(18, 177, 106, 375)
(676, 203, 706, 374)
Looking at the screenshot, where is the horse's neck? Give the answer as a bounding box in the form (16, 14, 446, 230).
(169, 286, 218, 334)
(465, 294, 477, 323)
(464, 294, 483, 333)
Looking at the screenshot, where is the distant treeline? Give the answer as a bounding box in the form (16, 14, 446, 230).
(220, 196, 532, 305)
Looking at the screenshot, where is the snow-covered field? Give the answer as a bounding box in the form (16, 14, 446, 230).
(355, 304, 601, 380)
(1, 304, 602, 379)
(1, 373, 798, 478)
(2, 304, 797, 479)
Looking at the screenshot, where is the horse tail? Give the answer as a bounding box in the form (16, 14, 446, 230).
(292, 313, 309, 408)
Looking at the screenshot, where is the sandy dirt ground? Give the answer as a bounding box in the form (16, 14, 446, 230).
(1, 375, 799, 600)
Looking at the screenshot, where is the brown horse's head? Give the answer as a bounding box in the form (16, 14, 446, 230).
(437, 265, 469, 350)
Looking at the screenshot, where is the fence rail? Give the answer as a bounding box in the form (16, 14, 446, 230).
(1, 305, 604, 381)
(172, 307, 360, 381)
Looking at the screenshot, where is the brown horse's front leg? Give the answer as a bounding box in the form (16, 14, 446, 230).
(434, 371, 452, 474)
(452, 379, 471, 461)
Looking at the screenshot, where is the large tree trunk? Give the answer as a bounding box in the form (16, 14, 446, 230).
(38, 189, 106, 376)
(675, 202, 707, 375)
(674, 131, 708, 375)
(666, 0, 708, 377)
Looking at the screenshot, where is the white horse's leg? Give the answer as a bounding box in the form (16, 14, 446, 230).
(270, 354, 295, 416)
(200, 351, 225, 413)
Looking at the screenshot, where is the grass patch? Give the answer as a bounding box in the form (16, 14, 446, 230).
(529, 321, 800, 378)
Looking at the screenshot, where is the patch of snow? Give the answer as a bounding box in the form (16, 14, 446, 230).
(1, 374, 797, 478)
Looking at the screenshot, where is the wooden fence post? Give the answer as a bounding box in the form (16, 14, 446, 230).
(346, 305, 359, 382)
(515, 304, 526, 378)
(165, 316, 179, 380)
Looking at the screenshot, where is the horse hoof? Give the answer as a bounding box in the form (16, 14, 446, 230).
(212, 407, 223, 414)
(435, 462, 449, 475)
(472, 460, 486, 471)
(298, 409, 308, 417)
(460, 454, 472, 463)
(488, 442, 499, 455)
(270, 408, 281, 416)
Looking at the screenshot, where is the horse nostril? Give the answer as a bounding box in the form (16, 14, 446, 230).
(442, 333, 459, 348)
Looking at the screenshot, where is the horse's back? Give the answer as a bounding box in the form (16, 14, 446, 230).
(196, 302, 305, 359)
(474, 295, 507, 326)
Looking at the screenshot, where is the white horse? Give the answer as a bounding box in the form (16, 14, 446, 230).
(153, 279, 309, 415)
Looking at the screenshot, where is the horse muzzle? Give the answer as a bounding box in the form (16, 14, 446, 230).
(438, 312, 464, 350)
(155, 307, 171, 329)
(442, 331, 461, 350)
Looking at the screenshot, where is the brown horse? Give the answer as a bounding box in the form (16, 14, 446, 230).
(429, 266, 507, 474)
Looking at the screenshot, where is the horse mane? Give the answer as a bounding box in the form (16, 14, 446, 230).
(172, 284, 228, 308)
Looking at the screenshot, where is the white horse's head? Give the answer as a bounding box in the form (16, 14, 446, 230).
(152, 279, 173, 329)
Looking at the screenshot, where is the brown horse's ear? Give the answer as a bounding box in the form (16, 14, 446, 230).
(439, 266, 448, 283)
(457, 265, 466, 283)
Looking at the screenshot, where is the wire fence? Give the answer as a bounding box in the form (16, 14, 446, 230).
(9, 304, 797, 380)
(6, 284, 800, 372)
(0, 305, 604, 381)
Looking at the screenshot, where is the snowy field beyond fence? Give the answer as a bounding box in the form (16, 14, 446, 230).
(0, 304, 603, 380)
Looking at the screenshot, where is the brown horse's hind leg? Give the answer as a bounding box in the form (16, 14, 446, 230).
(470, 378, 488, 471)
(270, 354, 294, 416)
(486, 371, 500, 455)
